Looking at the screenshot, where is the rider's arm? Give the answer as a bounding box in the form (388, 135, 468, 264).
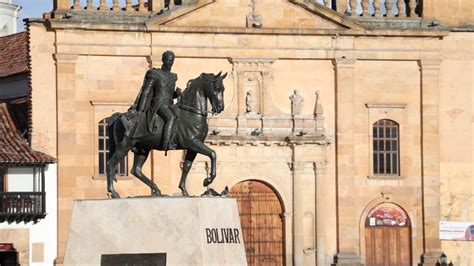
(136, 70, 157, 112)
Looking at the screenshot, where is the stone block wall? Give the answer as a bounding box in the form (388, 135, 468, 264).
(438, 32, 474, 266)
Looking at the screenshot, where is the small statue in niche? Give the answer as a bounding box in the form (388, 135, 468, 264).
(289, 89, 304, 115)
(246, 90, 254, 113)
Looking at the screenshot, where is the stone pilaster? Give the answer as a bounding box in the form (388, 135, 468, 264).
(54, 53, 79, 262)
(418, 59, 443, 265)
(282, 211, 294, 265)
(332, 58, 362, 265)
(149, 0, 165, 12)
(146, 55, 161, 69)
(291, 161, 316, 266)
(315, 161, 328, 266)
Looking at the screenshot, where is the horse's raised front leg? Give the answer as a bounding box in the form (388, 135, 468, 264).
(185, 139, 217, 187)
(179, 150, 197, 196)
(131, 147, 161, 197)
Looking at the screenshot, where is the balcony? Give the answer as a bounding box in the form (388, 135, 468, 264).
(0, 192, 46, 224)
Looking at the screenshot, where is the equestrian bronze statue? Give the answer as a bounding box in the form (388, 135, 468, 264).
(106, 52, 226, 198)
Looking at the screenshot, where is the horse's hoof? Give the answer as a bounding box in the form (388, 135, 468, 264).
(203, 177, 212, 187)
(181, 190, 189, 197)
(109, 191, 120, 198)
(151, 189, 162, 197)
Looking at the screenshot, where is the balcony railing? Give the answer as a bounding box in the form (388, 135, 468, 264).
(340, 0, 422, 18)
(51, 0, 422, 22)
(54, 0, 185, 13)
(0, 192, 46, 224)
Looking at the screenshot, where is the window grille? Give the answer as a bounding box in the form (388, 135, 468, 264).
(373, 119, 399, 175)
(98, 118, 127, 176)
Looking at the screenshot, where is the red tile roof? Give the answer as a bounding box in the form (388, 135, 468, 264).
(0, 32, 29, 78)
(0, 103, 55, 165)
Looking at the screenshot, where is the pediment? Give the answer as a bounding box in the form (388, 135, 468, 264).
(146, 0, 365, 31)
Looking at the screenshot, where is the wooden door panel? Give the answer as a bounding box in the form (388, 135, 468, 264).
(230, 181, 284, 266)
(399, 227, 411, 265)
(365, 226, 411, 266)
(365, 229, 375, 265)
(386, 227, 399, 265)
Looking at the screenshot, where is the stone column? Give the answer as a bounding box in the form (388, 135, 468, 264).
(418, 59, 443, 265)
(292, 161, 316, 266)
(336, 0, 348, 14)
(54, 0, 70, 10)
(149, 0, 165, 12)
(332, 58, 362, 265)
(54, 53, 79, 264)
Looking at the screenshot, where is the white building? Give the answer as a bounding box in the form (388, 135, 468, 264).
(0, 0, 21, 36)
(0, 103, 57, 265)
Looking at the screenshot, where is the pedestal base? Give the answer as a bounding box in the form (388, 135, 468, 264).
(332, 252, 363, 266)
(418, 252, 443, 265)
(64, 197, 247, 265)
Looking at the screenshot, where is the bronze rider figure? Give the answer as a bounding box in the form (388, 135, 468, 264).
(130, 50, 181, 152)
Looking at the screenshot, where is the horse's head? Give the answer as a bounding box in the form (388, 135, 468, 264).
(202, 72, 226, 114)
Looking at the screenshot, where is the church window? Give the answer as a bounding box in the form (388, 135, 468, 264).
(98, 118, 127, 176)
(373, 119, 399, 175)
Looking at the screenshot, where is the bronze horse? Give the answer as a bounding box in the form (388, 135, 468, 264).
(106, 72, 226, 198)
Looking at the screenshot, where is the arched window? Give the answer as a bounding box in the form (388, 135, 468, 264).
(373, 119, 399, 175)
(98, 118, 127, 176)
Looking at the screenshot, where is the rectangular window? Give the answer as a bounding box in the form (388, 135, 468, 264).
(373, 119, 400, 175)
(98, 118, 127, 176)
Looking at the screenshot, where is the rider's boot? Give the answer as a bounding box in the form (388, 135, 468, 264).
(158, 106, 176, 155)
(162, 115, 176, 154)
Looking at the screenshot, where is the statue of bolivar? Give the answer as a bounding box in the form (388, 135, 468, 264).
(126, 50, 181, 151)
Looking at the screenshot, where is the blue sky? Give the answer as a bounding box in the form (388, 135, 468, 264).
(14, 1, 134, 31)
(14, 0, 52, 31)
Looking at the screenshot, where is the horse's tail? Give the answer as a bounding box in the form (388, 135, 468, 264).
(108, 112, 121, 157)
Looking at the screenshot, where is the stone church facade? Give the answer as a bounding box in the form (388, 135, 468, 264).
(25, 0, 472, 265)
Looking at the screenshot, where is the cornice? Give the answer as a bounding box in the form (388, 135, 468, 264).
(46, 20, 449, 38)
(206, 135, 331, 146)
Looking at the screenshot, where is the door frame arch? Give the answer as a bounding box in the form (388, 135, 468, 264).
(230, 179, 287, 265)
(359, 198, 413, 264)
(229, 177, 288, 214)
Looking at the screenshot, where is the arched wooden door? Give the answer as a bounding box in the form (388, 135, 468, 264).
(365, 203, 412, 266)
(230, 180, 285, 266)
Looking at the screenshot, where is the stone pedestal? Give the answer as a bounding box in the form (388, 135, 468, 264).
(418, 252, 444, 265)
(64, 197, 247, 265)
(332, 252, 363, 266)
